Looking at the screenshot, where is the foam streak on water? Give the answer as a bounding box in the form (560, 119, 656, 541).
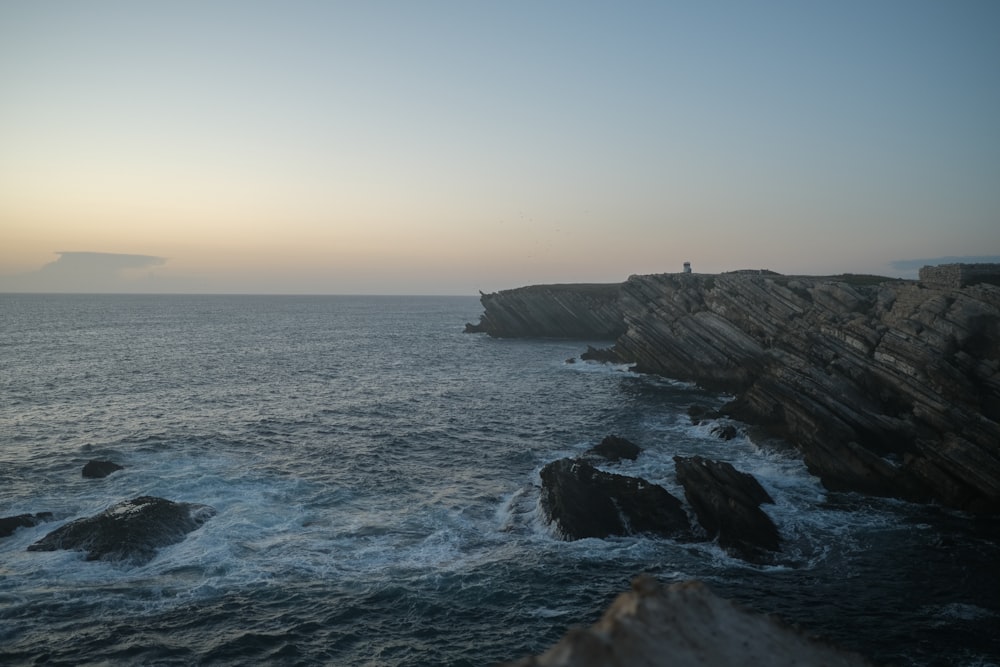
(1, 294, 998, 666)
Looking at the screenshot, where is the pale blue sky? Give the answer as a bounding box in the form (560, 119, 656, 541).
(1, 1, 998, 293)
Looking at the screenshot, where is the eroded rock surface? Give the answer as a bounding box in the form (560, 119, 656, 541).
(539, 458, 689, 540)
(501, 576, 872, 667)
(27, 496, 216, 564)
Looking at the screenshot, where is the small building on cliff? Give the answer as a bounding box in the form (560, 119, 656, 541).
(918, 263, 1000, 288)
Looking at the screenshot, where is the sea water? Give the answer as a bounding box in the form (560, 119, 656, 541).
(1, 294, 997, 666)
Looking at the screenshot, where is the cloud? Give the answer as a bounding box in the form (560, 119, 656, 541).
(0, 251, 167, 293)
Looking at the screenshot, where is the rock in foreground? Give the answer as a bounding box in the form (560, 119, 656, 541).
(501, 576, 872, 667)
(539, 458, 690, 540)
(28, 496, 216, 565)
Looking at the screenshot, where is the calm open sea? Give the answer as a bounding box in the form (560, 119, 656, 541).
(1, 294, 998, 666)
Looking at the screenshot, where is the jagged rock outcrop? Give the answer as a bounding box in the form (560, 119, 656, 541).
(0, 512, 54, 538)
(27, 496, 216, 565)
(465, 283, 624, 339)
(673, 456, 779, 562)
(501, 575, 872, 667)
(583, 435, 641, 462)
(82, 459, 123, 478)
(613, 272, 1000, 513)
(539, 458, 690, 540)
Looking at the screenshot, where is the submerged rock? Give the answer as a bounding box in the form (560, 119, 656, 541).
(501, 575, 872, 666)
(82, 459, 124, 478)
(583, 435, 641, 462)
(27, 496, 216, 565)
(0, 512, 54, 538)
(674, 455, 780, 562)
(539, 458, 690, 540)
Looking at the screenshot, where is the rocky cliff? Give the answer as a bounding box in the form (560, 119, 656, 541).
(615, 272, 1000, 513)
(465, 283, 625, 339)
(469, 271, 1000, 513)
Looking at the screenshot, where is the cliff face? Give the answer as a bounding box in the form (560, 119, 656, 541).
(615, 273, 1000, 512)
(465, 283, 625, 339)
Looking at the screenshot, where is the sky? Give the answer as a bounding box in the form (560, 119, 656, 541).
(1, 1, 998, 295)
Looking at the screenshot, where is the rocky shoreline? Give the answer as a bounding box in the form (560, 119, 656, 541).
(466, 266, 1000, 514)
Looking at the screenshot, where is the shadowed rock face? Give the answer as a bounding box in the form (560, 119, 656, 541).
(465, 283, 625, 339)
(614, 273, 1000, 513)
(501, 576, 872, 667)
(673, 456, 779, 562)
(539, 458, 690, 540)
(27, 496, 216, 565)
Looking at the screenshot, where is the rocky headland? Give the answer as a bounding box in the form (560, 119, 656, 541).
(464, 283, 625, 339)
(468, 265, 1000, 514)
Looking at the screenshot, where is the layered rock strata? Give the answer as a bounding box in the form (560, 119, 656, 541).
(465, 283, 624, 339)
(615, 273, 1000, 512)
(501, 575, 872, 667)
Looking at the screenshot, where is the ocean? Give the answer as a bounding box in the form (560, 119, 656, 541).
(1, 293, 998, 666)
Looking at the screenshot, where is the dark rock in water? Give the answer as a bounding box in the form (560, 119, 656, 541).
(579, 345, 623, 363)
(0, 512, 54, 538)
(674, 455, 780, 562)
(583, 435, 641, 462)
(27, 496, 216, 565)
(501, 575, 873, 666)
(709, 423, 740, 440)
(539, 458, 690, 540)
(82, 460, 123, 478)
(687, 404, 719, 425)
